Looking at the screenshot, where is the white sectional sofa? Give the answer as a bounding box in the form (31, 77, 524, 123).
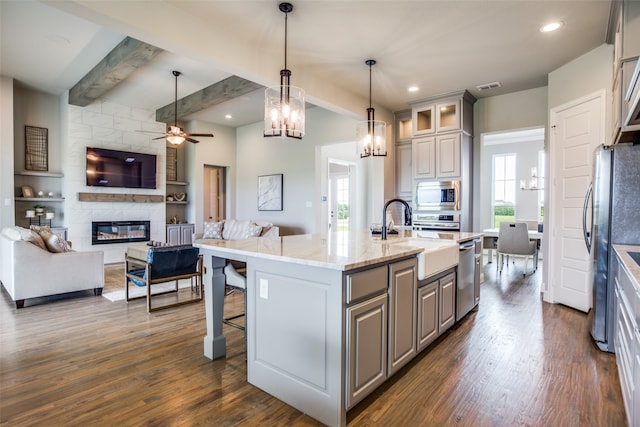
(0, 226, 104, 308)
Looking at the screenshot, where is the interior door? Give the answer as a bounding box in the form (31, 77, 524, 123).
(203, 165, 225, 221)
(328, 161, 354, 232)
(548, 91, 604, 312)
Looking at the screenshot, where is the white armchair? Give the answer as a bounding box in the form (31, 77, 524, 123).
(497, 222, 537, 276)
(1, 227, 104, 308)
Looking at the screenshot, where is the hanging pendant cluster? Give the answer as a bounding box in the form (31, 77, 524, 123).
(357, 59, 387, 157)
(264, 2, 305, 139)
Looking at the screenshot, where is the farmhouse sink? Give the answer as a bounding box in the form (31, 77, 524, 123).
(390, 238, 459, 280)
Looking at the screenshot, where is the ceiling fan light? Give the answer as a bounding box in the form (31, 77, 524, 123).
(167, 135, 185, 145)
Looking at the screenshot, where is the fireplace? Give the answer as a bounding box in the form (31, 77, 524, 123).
(92, 221, 151, 245)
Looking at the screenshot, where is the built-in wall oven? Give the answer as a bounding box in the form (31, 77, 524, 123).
(413, 213, 460, 231)
(414, 180, 460, 211)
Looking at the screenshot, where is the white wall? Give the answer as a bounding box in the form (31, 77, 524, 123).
(185, 119, 237, 232)
(0, 77, 15, 231)
(472, 87, 548, 231)
(548, 43, 613, 143)
(64, 96, 167, 263)
(234, 106, 379, 235)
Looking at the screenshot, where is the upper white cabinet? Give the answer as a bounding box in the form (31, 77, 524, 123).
(412, 136, 435, 179)
(396, 142, 413, 199)
(412, 91, 476, 180)
(412, 103, 435, 135)
(611, 0, 640, 142)
(395, 109, 413, 143)
(435, 100, 461, 133)
(435, 134, 462, 178)
(410, 90, 474, 137)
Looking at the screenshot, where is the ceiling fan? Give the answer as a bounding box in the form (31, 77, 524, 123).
(149, 70, 214, 145)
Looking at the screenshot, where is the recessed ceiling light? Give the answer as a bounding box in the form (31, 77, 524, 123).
(540, 21, 563, 33)
(225, 114, 232, 119)
(408, 86, 419, 92)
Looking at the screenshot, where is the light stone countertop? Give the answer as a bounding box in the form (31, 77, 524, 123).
(194, 229, 484, 272)
(613, 244, 640, 289)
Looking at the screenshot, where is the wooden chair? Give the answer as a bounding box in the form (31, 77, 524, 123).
(125, 244, 203, 312)
(497, 222, 537, 276)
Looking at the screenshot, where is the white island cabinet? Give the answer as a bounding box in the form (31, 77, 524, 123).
(194, 230, 484, 426)
(195, 232, 421, 427)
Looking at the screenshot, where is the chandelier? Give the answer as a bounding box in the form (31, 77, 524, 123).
(264, 2, 305, 139)
(357, 59, 386, 157)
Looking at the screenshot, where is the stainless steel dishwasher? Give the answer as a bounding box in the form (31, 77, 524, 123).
(457, 239, 477, 321)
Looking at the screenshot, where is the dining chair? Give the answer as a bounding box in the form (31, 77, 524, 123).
(497, 222, 537, 276)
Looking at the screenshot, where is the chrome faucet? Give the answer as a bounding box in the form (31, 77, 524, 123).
(381, 198, 412, 240)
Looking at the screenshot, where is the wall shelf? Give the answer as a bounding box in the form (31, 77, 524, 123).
(78, 193, 164, 203)
(167, 181, 189, 186)
(15, 171, 64, 178)
(16, 197, 65, 202)
(166, 201, 188, 205)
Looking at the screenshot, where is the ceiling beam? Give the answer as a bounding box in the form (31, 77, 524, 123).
(69, 36, 164, 107)
(156, 75, 262, 124)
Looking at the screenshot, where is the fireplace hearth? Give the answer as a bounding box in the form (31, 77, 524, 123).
(92, 221, 151, 245)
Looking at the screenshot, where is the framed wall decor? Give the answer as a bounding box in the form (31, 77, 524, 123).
(258, 174, 283, 211)
(21, 186, 34, 198)
(25, 125, 48, 171)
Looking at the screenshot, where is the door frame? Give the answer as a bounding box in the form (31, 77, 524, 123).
(327, 158, 356, 232)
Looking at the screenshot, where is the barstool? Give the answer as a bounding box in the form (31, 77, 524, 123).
(223, 262, 246, 332)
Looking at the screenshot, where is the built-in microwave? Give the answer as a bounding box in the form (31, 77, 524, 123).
(414, 180, 460, 211)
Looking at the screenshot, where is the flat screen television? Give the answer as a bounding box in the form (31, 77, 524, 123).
(86, 147, 157, 189)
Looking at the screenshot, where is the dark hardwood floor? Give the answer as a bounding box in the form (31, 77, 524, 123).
(0, 259, 626, 426)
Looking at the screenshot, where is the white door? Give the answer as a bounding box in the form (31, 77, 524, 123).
(203, 165, 225, 221)
(548, 91, 604, 312)
(328, 161, 354, 232)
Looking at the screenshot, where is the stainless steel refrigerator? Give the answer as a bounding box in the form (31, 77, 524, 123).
(584, 143, 640, 352)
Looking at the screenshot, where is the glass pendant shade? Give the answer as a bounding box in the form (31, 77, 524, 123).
(357, 112, 387, 157)
(358, 59, 387, 157)
(264, 2, 305, 140)
(264, 72, 305, 139)
(166, 135, 185, 145)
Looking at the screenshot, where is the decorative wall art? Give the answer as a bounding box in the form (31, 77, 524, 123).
(21, 186, 34, 198)
(25, 126, 48, 171)
(258, 174, 283, 211)
(166, 147, 177, 181)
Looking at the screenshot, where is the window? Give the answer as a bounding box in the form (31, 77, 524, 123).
(336, 176, 350, 231)
(493, 153, 516, 227)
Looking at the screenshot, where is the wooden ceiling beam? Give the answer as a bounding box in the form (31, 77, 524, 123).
(155, 75, 262, 124)
(69, 37, 163, 107)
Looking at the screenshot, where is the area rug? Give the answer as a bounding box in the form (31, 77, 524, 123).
(102, 280, 194, 302)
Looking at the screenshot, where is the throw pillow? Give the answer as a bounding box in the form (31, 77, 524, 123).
(222, 219, 251, 240)
(37, 228, 73, 253)
(203, 221, 224, 239)
(16, 226, 47, 250)
(246, 222, 263, 238)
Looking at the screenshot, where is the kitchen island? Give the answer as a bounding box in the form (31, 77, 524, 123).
(195, 230, 481, 426)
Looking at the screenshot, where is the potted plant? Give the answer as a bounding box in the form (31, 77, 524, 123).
(33, 204, 45, 214)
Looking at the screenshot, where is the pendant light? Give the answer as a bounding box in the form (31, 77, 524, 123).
(264, 2, 305, 139)
(357, 59, 387, 157)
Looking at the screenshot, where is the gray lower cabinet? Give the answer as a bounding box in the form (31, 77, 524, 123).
(166, 223, 194, 245)
(417, 268, 456, 353)
(439, 272, 456, 333)
(388, 258, 418, 376)
(345, 293, 387, 409)
(417, 282, 438, 351)
(614, 252, 640, 427)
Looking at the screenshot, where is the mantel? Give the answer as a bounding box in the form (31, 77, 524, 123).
(78, 192, 164, 203)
